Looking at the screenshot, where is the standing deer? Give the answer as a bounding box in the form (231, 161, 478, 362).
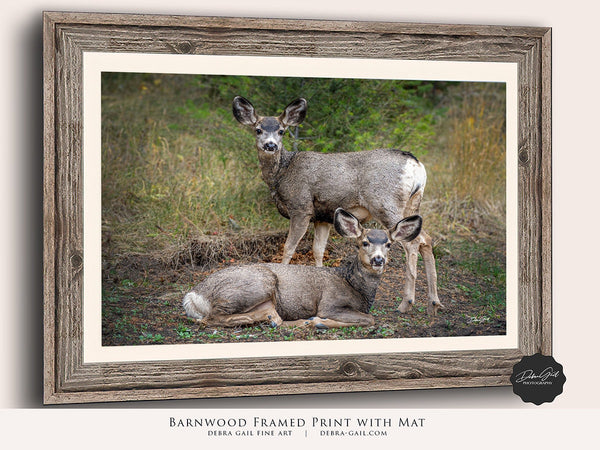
(183, 209, 422, 328)
(232, 96, 444, 316)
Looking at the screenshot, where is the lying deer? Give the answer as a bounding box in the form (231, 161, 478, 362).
(183, 209, 422, 329)
(232, 96, 443, 315)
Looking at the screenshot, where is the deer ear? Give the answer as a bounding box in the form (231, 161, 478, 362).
(279, 98, 307, 127)
(232, 96, 258, 126)
(334, 208, 363, 239)
(389, 215, 422, 242)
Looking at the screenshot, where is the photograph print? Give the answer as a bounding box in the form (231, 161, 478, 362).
(100, 70, 509, 349)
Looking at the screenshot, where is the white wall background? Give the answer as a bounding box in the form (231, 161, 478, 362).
(1, 0, 598, 418)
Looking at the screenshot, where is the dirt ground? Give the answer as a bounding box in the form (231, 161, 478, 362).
(102, 232, 506, 346)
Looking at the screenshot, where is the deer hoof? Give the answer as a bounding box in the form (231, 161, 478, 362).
(427, 300, 445, 316)
(268, 315, 282, 328)
(397, 300, 413, 314)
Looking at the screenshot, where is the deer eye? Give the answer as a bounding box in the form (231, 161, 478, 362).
(362, 241, 369, 247)
(278, 129, 284, 135)
(255, 128, 262, 135)
(385, 243, 392, 248)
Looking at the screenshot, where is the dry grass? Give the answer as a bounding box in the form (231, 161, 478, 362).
(423, 82, 506, 241)
(101, 76, 288, 255)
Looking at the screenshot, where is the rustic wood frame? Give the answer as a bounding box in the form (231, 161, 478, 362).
(43, 11, 551, 404)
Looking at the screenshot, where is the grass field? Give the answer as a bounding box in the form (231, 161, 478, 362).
(101, 74, 507, 345)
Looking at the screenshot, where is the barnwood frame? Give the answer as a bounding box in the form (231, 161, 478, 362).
(43, 12, 551, 404)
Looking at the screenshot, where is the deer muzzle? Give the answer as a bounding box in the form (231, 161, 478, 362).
(263, 142, 278, 152)
(371, 255, 385, 268)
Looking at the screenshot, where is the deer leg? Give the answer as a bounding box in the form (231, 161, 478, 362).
(312, 222, 331, 267)
(397, 238, 419, 314)
(208, 301, 283, 328)
(311, 312, 375, 329)
(281, 214, 312, 264)
(284, 312, 374, 329)
(282, 318, 314, 328)
(419, 230, 444, 316)
(374, 211, 420, 314)
(313, 305, 375, 329)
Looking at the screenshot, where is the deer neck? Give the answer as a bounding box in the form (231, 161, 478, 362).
(257, 147, 295, 190)
(335, 257, 381, 311)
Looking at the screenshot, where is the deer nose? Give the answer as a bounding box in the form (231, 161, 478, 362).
(371, 255, 385, 266)
(263, 142, 278, 152)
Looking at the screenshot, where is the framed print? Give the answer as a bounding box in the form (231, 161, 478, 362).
(43, 12, 551, 404)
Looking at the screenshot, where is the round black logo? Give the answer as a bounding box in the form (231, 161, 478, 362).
(510, 353, 566, 405)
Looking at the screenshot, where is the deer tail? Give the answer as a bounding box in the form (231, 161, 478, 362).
(182, 291, 212, 320)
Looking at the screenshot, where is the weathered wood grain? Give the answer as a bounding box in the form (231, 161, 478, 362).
(45, 375, 512, 405)
(540, 29, 553, 356)
(58, 25, 535, 61)
(42, 11, 550, 37)
(42, 12, 57, 406)
(42, 12, 552, 404)
(59, 350, 522, 392)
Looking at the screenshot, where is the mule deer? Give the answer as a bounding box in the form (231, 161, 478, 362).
(232, 96, 443, 315)
(183, 209, 422, 329)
